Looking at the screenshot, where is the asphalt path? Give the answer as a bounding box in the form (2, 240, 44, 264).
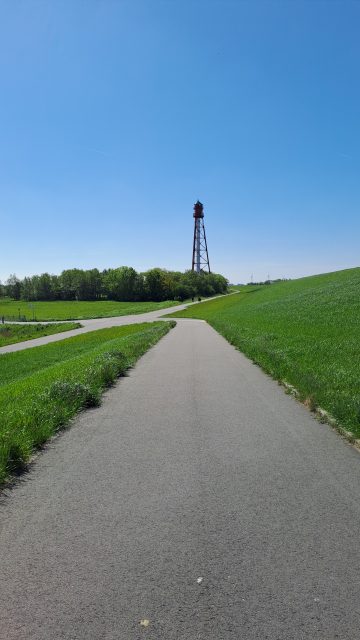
(0, 302, 188, 354)
(1, 320, 360, 639)
(0, 294, 239, 355)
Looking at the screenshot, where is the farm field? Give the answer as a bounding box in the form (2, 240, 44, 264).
(169, 267, 360, 438)
(0, 322, 80, 347)
(0, 298, 179, 322)
(0, 321, 174, 483)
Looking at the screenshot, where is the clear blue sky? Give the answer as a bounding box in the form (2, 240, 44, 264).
(1, 0, 359, 284)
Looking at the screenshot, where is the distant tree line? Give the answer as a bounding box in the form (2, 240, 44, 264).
(244, 278, 290, 286)
(0, 268, 228, 302)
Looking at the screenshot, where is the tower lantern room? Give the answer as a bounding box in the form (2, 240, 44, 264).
(193, 201, 204, 219)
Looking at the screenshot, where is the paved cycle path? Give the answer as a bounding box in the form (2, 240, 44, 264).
(0, 302, 188, 354)
(1, 320, 360, 639)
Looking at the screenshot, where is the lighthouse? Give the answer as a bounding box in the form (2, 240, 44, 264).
(192, 201, 211, 273)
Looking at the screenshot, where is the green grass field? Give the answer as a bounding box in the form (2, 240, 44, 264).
(0, 298, 179, 321)
(0, 321, 175, 483)
(0, 322, 80, 347)
(169, 268, 360, 438)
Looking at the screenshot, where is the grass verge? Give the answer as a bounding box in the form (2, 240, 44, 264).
(0, 321, 175, 484)
(168, 268, 360, 439)
(0, 322, 80, 347)
(0, 298, 179, 321)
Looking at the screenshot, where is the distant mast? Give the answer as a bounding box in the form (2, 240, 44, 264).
(192, 200, 211, 273)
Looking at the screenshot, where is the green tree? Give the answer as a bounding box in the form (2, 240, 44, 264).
(37, 273, 53, 300)
(6, 274, 22, 300)
(103, 267, 139, 301)
(144, 268, 170, 301)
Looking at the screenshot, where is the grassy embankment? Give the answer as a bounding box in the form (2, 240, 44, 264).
(0, 321, 175, 484)
(169, 268, 360, 438)
(0, 298, 179, 322)
(0, 322, 81, 347)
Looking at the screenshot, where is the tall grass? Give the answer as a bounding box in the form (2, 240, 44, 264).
(0, 322, 80, 347)
(0, 321, 175, 484)
(169, 268, 360, 438)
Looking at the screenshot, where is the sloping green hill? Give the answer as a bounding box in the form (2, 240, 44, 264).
(169, 268, 360, 437)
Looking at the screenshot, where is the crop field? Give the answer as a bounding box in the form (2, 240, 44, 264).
(169, 268, 360, 438)
(0, 321, 175, 483)
(0, 322, 80, 347)
(0, 298, 179, 322)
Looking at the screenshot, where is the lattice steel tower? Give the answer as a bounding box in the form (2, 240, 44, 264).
(192, 200, 211, 273)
